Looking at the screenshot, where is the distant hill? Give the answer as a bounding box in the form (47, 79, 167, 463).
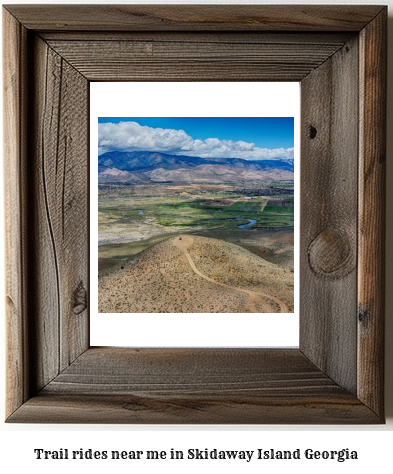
(98, 151, 294, 184)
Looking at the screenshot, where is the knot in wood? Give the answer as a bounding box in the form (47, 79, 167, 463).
(358, 307, 370, 326)
(73, 281, 87, 315)
(308, 228, 354, 279)
(309, 125, 317, 139)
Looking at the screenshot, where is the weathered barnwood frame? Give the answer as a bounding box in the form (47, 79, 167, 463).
(3, 5, 386, 423)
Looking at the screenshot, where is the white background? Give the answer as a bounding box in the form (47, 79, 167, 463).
(1, 1, 392, 473)
(90, 82, 300, 347)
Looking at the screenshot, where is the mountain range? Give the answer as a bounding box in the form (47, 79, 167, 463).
(98, 150, 294, 184)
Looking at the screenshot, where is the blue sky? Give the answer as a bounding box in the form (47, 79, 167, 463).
(98, 117, 294, 160)
(98, 117, 294, 149)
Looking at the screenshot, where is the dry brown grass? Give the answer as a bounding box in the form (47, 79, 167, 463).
(98, 235, 294, 313)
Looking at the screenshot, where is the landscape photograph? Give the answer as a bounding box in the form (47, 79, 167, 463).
(97, 117, 295, 314)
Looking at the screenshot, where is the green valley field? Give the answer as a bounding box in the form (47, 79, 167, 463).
(98, 182, 294, 313)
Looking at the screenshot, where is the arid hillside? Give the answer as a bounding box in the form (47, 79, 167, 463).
(98, 235, 294, 313)
(146, 164, 293, 183)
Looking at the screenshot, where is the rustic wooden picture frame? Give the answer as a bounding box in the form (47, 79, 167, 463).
(3, 5, 386, 424)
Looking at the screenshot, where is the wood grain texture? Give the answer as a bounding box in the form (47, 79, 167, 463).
(46, 38, 346, 82)
(42, 348, 341, 395)
(358, 9, 386, 418)
(40, 31, 354, 44)
(7, 348, 380, 424)
(8, 392, 379, 425)
(3, 8, 30, 417)
(28, 36, 89, 391)
(300, 37, 359, 394)
(3, 5, 384, 32)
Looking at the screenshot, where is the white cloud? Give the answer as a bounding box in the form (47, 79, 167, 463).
(98, 121, 294, 160)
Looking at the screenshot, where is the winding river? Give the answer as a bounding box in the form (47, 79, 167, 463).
(237, 219, 257, 229)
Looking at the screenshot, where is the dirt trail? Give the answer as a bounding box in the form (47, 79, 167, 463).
(173, 235, 289, 313)
(260, 198, 268, 211)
